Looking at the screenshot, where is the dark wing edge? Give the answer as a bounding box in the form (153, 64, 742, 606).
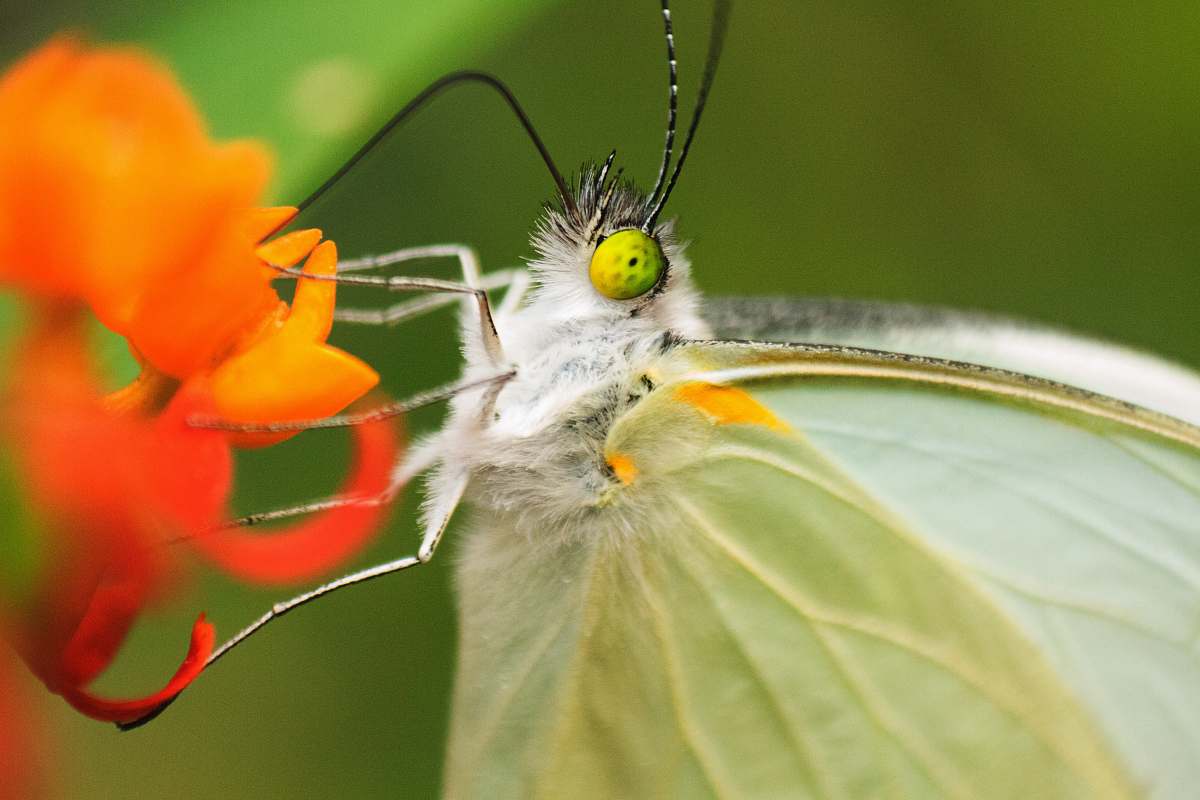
(671, 337, 1200, 453)
(701, 296, 1200, 426)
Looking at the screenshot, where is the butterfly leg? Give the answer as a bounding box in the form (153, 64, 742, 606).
(203, 552, 424, 668)
(172, 432, 443, 547)
(121, 542, 441, 730)
(495, 267, 533, 319)
(335, 243, 482, 278)
(334, 268, 524, 327)
(121, 461, 464, 731)
(188, 369, 515, 436)
(176, 253, 511, 669)
(203, 485, 463, 672)
(268, 245, 505, 366)
(339, 244, 537, 366)
(120, 437, 463, 730)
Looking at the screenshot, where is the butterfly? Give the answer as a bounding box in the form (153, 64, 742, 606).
(130, 1, 1200, 798)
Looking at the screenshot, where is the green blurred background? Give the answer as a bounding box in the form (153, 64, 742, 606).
(3, 1, 1199, 797)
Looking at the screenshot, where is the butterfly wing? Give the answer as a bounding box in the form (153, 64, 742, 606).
(445, 338, 1200, 799)
(703, 296, 1200, 424)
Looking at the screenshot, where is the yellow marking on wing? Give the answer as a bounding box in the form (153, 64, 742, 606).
(606, 452, 639, 485)
(674, 382, 790, 431)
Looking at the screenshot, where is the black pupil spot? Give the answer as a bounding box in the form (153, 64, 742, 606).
(629, 257, 639, 266)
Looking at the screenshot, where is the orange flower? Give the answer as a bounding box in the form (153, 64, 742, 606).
(212, 226, 382, 448)
(0, 38, 403, 723)
(0, 39, 272, 366)
(3, 305, 399, 720)
(0, 38, 380, 438)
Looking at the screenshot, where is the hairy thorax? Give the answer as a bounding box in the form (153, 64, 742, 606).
(446, 312, 677, 537)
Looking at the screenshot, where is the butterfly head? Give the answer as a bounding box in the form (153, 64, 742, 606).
(527, 158, 695, 327)
(526, 1, 729, 324)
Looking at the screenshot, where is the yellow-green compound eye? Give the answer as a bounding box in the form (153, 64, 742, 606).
(588, 229, 665, 300)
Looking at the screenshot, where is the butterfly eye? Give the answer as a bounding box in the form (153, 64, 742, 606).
(588, 229, 665, 300)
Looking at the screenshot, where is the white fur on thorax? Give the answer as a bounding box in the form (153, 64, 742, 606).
(417, 181, 712, 551)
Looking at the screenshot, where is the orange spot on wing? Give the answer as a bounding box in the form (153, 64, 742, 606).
(606, 452, 639, 485)
(674, 382, 789, 431)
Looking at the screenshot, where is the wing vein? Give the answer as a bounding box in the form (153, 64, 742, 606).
(800, 421, 1200, 592)
(639, 552, 739, 800)
(673, 495, 972, 799)
(458, 604, 575, 793)
(1107, 435, 1200, 496)
(708, 442, 1190, 646)
(675, 466, 1126, 794)
(666, 538, 835, 799)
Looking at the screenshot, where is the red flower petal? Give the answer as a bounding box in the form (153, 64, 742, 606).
(145, 381, 233, 534)
(191, 416, 399, 585)
(58, 613, 214, 724)
(55, 571, 147, 689)
(0, 646, 46, 800)
(4, 314, 229, 725)
(45, 383, 228, 691)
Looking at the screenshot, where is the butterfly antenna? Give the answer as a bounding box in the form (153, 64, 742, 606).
(284, 70, 577, 229)
(644, 0, 679, 211)
(643, 0, 731, 231)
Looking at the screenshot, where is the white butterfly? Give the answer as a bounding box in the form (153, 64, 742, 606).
(137, 2, 1200, 798)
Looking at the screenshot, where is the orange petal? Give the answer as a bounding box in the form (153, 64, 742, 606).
(283, 239, 338, 341)
(0, 38, 79, 294)
(59, 614, 214, 724)
(0, 38, 79, 116)
(245, 206, 298, 242)
(102, 362, 179, 416)
(127, 224, 279, 379)
(88, 139, 275, 337)
(255, 228, 322, 270)
(191, 417, 398, 584)
(0, 38, 284, 383)
(209, 338, 379, 448)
